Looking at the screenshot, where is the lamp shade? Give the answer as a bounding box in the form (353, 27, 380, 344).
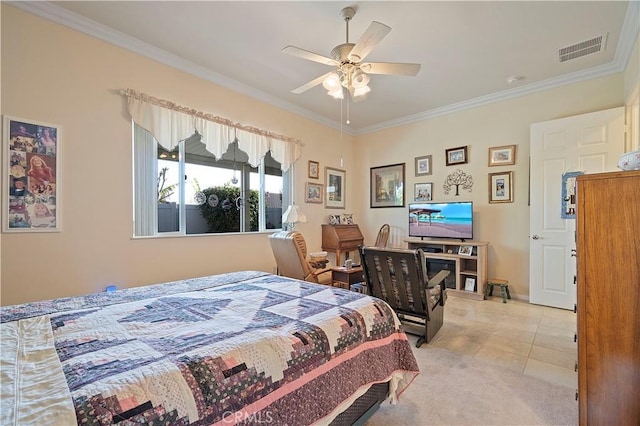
(353, 85, 371, 98)
(282, 204, 308, 225)
(327, 87, 344, 99)
(322, 73, 342, 91)
(351, 69, 370, 88)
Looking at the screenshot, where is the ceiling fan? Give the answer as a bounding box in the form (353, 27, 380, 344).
(282, 6, 421, 102)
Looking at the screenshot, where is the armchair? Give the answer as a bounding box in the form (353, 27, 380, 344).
(360, 246, 449, 347)
(269, 231, 332, 284)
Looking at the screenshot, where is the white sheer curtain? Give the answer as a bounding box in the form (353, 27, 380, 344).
(125, 90, 301, 171)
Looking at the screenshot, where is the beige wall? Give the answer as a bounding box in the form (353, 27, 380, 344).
(0, 5, 354, 305)
(0, 4, 631, 306)
(353, 75, 624, 300)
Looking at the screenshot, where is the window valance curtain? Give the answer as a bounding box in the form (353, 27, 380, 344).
(123, 89, 301, 171)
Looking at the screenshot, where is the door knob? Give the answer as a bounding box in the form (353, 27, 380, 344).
(532, 235, 540, 240)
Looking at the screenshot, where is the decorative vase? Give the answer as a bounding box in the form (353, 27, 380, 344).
(328, 214, 341, 225)
(617, 150, 640, 171)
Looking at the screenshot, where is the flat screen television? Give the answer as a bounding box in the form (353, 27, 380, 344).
(409, 201, 473, 241)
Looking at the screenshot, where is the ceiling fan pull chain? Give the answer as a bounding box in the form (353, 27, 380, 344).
(340, 98, 344, 167)
(346, 100, 350, 125)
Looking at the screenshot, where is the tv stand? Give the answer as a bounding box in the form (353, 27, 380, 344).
(405, 238, 488, 300)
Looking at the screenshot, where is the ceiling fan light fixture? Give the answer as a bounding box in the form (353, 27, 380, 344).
(351, 69, 370, 88)
(283, 6, 420, 103)
(327, 87, 344, 99)
(352, 85, 371, 98)
(322, 72, 342, 91)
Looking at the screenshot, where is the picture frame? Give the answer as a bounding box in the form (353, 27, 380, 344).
(3, 115, 61, 233)
(414, 182, 433, 201)
(561, 171, 583, 218)
(445, 146, 468, 166)
(414, 155, 432, 176)
(488, 171, 514, 203)
(464, 277, 476, 291)
(458, 245, 473, 256)
(308, 160, 319, 179)
(305, 182, 323, 204)
(370, 163, 405, 208)
(488, 144, 516, 166)
(325, 167, 345, 209)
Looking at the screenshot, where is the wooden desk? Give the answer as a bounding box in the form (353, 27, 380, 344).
(331, 266, 365, 289)
(321, 224, 364, 266)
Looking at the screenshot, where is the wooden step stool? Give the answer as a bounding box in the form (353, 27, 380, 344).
(485, 278, 511, 303)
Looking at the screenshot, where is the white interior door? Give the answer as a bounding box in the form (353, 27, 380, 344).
(529, 107, 624, 309)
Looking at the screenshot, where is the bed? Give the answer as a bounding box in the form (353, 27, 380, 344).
(1, 271, 419, 425)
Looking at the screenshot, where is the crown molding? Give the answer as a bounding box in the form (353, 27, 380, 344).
(357, 61, 624, 135)
(6, 1, 355, 135)
(615, 0, 640, 71)
(7, 1, 637, 137)
(357, 1, 639, 135)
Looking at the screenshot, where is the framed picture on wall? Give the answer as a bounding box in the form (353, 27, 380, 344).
(308, 160, 319, 179)
(488, 145, 516, 166)
(488, 171, 514, 203)
(414, 182, 432, 201)
(414, 155, 432, 176)
(305, 182, 323, 203)
(325, 167, 345, 209)
(445, 146, 468, 166)
(3, 115, 61, 233)
(370, 163, 405, 208)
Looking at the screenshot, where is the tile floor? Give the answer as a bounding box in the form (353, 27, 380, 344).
(427, 294, 577, 389)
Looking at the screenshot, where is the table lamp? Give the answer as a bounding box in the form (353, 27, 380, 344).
(282, 204, 307, 231)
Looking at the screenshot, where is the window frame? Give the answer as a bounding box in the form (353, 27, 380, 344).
(133, 126, 289, 238)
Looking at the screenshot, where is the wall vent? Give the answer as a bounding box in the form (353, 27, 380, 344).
(558, 34, 607, 63)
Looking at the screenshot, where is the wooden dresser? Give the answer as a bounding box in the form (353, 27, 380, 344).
(575, 170, 640, 425)
(321, 224, 364, 266)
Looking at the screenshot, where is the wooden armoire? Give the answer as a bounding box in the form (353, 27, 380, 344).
(575, 170, 640, 425)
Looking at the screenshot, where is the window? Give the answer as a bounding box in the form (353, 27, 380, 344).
(134, 125, 290, 236)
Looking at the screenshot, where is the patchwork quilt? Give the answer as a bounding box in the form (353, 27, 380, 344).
(1, 271, 419, 425)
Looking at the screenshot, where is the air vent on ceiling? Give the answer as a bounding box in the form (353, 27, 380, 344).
(558, 33, 608, 63)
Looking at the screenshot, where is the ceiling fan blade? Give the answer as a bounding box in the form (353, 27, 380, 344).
(291, 71, 334, 94)
(347, 21, 391, 62)
(361, 62, 421, 76)
(282, 45, 338, 66)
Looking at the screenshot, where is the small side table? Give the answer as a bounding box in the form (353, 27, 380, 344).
(331, 266, 365, 290)
(484, 278, 511, 303)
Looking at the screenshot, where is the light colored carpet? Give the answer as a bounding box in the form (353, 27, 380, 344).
(366, 342, 578, 426)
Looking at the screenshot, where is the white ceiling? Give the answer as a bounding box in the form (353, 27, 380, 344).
(15, 1, 639, 134)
